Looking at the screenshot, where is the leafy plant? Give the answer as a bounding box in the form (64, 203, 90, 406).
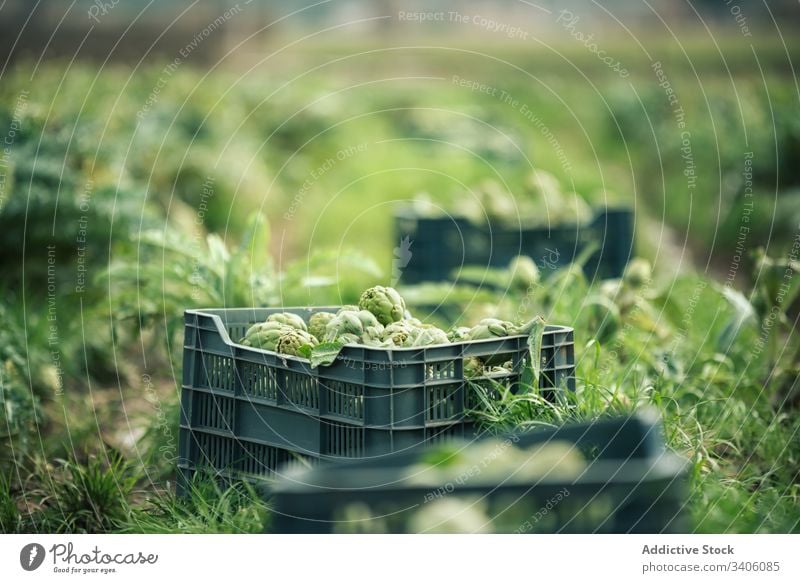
(102, 212, 382, 359)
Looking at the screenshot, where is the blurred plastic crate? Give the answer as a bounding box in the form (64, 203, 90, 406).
(270, 412, 689, 533)
(395, 206, 634, 283)
(177, 307, 575, 492)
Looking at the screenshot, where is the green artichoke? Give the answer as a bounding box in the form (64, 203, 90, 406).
(362, 328, 384, 342)
(463, 357, 484, 378)
(382, 321, 417, 346)
(585, 296, 620, 344)
(267, 312, 307, 331)
(336, 305, 359, 315)
(447, 327, 471, 342)
(275, 328, 319, 357)
(308, 312, 335, 342)
(513, 315, 546, 335)
(508, 255, 540, 291)
(324, 310, 365, 342)
(336, 332, 361, 345)
(361, 335, 392, 348)
(561, 191, 593, 224)
(241, 321, 293, 351)
(411, 192, 439, 217)
(410, 326, 449, 347)
(355, 310, 384, 339)
(478, 179, 516, 220)
(600, 279, 637, 312)
(470, 316, 546, 367)
(525, 169, 565, 219)
(358, 285, 406, 326)
(243, 320, 285, 339)
(468, 318, 515, 340)
(408, 498, 492, 534)
(622, 258, 652, 290)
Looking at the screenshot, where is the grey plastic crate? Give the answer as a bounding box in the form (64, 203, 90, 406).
(270, 413, 689, 533)
(395, 206, 634, 283)
(178, 307, 575, 491)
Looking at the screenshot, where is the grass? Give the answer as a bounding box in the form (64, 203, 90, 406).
(123, 478, 270, 535)
(0, 453, 270, 534)
(5, 253, 797, 534)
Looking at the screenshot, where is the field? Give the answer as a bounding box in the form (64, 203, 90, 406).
(1, 34, 799, 533)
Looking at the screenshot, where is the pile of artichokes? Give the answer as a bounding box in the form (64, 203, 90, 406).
(240, 312, 319, 357)
(239, 286, 544, 371)
(412, 168, 597, 225)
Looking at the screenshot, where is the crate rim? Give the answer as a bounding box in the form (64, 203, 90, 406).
(185, 306, 574, 360)
(394, 203, 633, 227)
(270, 452, 688, 495)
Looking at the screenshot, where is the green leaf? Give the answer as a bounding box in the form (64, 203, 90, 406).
(572, 239, 600, 268)
(309, 341, 346, 368)
(716, 285, 756, 352)
(720, 285, 756, 323)
(524, 316, 546, 389)
(206, 234, 230, 275)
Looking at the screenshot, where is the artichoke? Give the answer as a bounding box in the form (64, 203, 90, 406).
(470, 316, 545, 366)
(411, 191, 439, 217)
(409, 498, 492, 534)
(267, 312, 307, 331)
(360, 318, 386, 346)
(243, 320, 285, 339)
(336, 332, 361, 345)
(622, 258, 652, 290)
(382, 321, 418, 346)
(463, 357, 484, 378)
(382, 323, 449, 347)
(361, 331, 385, 346)
(355, 310, 384, 339)
(361, 335, 392, 348)
(600, 279, 637, 312)
(526, 169, 565, 218)
(447, 326, 471, 342)
(410, 326, 449, 347)
(246, 330, 287, 351)
(513, 315, 546, 335)
(468, 318, 515, 340)
(478, 179, 516, 220)
(324, 310, 365, 342)
(585, 296, 620, 344)
(241, 321, 293, 351)
(508, 255, 540, 291)
(561, 191, 593, 224)
(308, 312, 335, 342)
(358, 285, 406, 326)
(336, 305, 359, 315)
(275, 328, 319, 357)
